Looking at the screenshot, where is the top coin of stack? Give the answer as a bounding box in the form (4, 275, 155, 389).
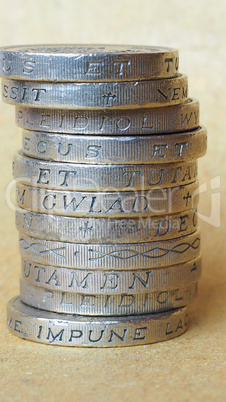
(1, 45, 207, 347)
(0, 44, 180, 81)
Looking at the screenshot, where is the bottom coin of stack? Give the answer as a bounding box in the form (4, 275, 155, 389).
(8, 297, 188, 347)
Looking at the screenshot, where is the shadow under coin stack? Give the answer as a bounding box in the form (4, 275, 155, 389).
(1, 45, 207, 347)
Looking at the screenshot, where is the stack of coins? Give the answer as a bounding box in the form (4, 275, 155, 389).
(0, 45, 207, 347)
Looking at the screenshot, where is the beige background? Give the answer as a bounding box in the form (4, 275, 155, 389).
(0, 1, 225, 401)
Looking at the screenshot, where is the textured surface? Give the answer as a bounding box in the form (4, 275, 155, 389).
(0, 0, 225, 401)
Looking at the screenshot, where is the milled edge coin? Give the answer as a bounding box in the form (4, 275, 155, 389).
(16, 181, 199, 218)
(15, 99, 199, 134)
(19, 278, 198, 315)
(20, 256, 202, 294)
(13, 151, 198, 191)
(18, 231, 201, 269)
(7, 297, 188, 347)
(21, 127, 207, 164)
(1, 75, 188, 109)
(0, 44, 179, 81)
(15, 208, 198, 243)
(16, 181, 200, 218)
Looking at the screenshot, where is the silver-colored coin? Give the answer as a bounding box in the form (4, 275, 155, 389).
(20, 279, 198, 316)
(18, 231, 201, 269)
(16, 181, 199, 218)
(22, 127, 207, 164)
(16, 208, 198, 244)
(2, 75, 188, 109)
(14, 151, 198, 191)
(0, 45, 179, 81)
(21, 256, 202, 294)
(7, 297, 188, 347)
(15, 99, 199, 134)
